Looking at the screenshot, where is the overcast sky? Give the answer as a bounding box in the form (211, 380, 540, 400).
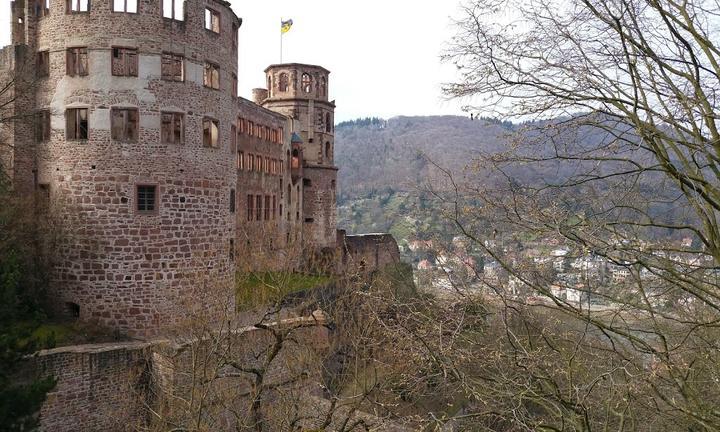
(0, 0, 468, 121)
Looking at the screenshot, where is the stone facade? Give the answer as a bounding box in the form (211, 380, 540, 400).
(1, 0, 400, 338)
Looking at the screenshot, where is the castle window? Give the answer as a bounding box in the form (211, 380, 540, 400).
(203, 62, 220, 89)
(256, 195, 262, 221)
(325, 113, 332, 132)
(231, 73, 237, 97)
(230, 189, 236, 213)
(161, 53, 184, 82)
(247, 154, 254, 172)
(301, 73, 312, 93)
(303, 178, 312, 187)
(65, 108, 88, 140)
(325, 141, 331, 159)
(255, 155, 261, 171)
(67, 0, 89, 13)
(264, 195, 271, 221)
(36, 51, 49, 78)
(204, 8, 220, 33)
(160, 112, 184, 144)
(265, 157, 270, 174)
(237, 151, 244, 170)
(304, 218, 314, 223)
(136, 185, 157, 213)
(162, 0, 184, 21)
(113, 0, 137, 13)
(279, 73, 289, 92)
(35, 110, 51, 143)
(291, 149, 300, 169)
(320, 76, 327, 97)
(34, 0, 50, 17)
(112, 47, 138, 77)
(247, 194, 254, 221)
(202, 118, 219, 148)
(111, 108, 139, 142)
(66, 47, 88, 76)
(229, 238, 235, 261)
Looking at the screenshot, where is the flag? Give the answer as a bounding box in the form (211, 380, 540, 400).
(281, 19, 293, 34)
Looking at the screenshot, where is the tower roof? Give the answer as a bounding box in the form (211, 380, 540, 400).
(264, 63, 331, 75)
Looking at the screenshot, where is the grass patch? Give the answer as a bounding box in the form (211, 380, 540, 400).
(236, 272, 332, 308)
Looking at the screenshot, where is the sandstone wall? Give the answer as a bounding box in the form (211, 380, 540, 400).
(17, 0, 242, 336)
(338, 231, 402, 275)
(34, 317, 330, 432)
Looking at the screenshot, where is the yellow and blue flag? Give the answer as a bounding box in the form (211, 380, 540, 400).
(281, 19, 293, 34)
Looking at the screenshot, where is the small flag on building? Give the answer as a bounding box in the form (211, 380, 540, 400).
(281, 19, 293, 34)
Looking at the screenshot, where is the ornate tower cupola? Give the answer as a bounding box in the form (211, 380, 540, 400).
(262, 64, 338, 250)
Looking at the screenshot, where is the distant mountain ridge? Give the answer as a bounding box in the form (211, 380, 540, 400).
(334, 115, 513, 200)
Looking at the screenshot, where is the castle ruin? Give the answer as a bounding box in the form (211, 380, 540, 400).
(0, 0, 400, 337)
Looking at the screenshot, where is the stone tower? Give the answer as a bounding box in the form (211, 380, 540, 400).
(261, 64, 338, 251)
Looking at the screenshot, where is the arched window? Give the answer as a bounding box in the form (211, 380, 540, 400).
(287, 183, 291, 203)
(291, 148, 300, 169)
(267, 75, 272, 92)
(301, 73, 312, 93)
(325, 141, 331, 159)
(325, 113, 332, 132)
(279, 73, 289, 92)
(320, 76, 327, 97)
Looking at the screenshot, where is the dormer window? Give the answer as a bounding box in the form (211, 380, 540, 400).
(205, 8, 220, 33)
(301, 73, 312, 93)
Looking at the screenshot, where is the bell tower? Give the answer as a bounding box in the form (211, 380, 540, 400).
(261, 64, 338, 251)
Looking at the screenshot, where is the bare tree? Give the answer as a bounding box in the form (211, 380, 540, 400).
(362, 0, 720, 429)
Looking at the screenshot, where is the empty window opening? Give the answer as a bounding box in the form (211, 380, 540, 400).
(162, 0, 184, 20)
(320, 76, 327, 97)
(34, 0, 50, 17)
(111, 108, 139, 142)
(112, 47, 138, 77)
(291, 149, 300, 169)
(279, 73, 289, 92)
(256, 195, 262, 221)
(205, 8, 220, 33)
(229, 238, 235, 261)
(113, 0, 137, 13)
(230, 189, 236, 213)
(66, 47, 88, 76)
(65, 108, 88, 140)
(325, 113, 332, 132)
(287, 184, 291, 203)
(37, 50, 49, 77)
(237, 151, 244, 170)
(66, 302, 80, 319)
(301, 73, 312, 93)
(325, 141, 331, 159)
(264, 195, 270, 220)
(67, 0, 89, 12)
(136, 185, 157, 213)
(161, 112, 184, 144)
(304, 218, 314, 223)
(161, 52, 184, 81)
(202, 118, 219, 148)
(36, 110, 51, 143)
(303, 178, 312, 187)
(203, 62, 220, 89)
(247, 194, 254, 221)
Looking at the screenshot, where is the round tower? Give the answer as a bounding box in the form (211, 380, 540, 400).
(261, 64, 338, 251)
(27, 0, 242, 337)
